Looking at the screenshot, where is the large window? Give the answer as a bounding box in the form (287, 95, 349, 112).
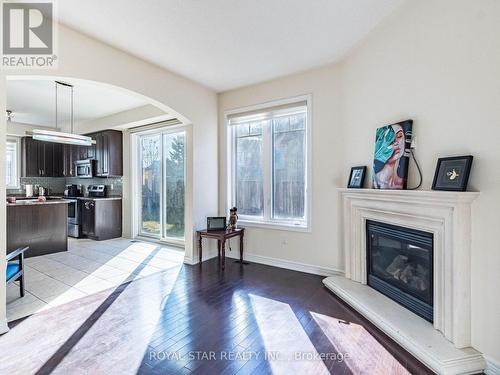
(6, 137, 20, 189)
(228, 98, 310, 229)
(139, 129, 185, 241)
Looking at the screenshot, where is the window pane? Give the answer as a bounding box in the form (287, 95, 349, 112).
(272, 113, 306, 220)
(6, 140, 17, 187)
(141, 135, 161, 236)
(164, 132, 185, 239)
(235, 122, 264, 216)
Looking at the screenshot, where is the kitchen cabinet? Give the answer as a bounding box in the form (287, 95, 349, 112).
(75, 142, 96, 161)
(22, 137, 40, 177)
(81, 198, 122, 240)
(21, 129, 123, 178)
(43, 142, 55, 177)
(7, 202, 68, 258)
(85, 130, 122, 177)
(21, 137, 61, 177)
(59, 143, 80, 177)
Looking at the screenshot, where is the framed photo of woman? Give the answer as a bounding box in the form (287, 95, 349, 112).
(371, 120, 413, 190)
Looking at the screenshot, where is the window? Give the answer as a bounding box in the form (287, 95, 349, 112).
(139, 129, 186, 242)
(228, 97, 310, 229)
(6, 137, 20, 189)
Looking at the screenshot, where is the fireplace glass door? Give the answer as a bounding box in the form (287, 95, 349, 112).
(367, 220, 433, 322)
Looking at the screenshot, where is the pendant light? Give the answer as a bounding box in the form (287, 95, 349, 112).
(29, 81, 95, 146)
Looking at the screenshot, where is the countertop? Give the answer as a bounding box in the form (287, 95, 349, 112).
(77, 197, 122, 201)
(6, 195, 122, 206)
(7, 199, 70, 207)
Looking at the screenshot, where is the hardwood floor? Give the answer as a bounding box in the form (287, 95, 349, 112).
(1, 256, 433, 374)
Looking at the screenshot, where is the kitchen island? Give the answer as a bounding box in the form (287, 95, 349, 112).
(7, 199, 69, 258)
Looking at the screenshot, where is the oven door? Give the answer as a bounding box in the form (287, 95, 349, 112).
(67, 199, 79, 224)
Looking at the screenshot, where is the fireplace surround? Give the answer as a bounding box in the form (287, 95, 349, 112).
(323, 188, 484, 374)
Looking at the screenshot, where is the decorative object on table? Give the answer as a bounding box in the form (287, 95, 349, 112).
(432, 155, 473, 191)
(372, 119, 413, 190)
(229, 207, 238, 229)
(207, 216, 227, 231)
(347, 166, 367, 188)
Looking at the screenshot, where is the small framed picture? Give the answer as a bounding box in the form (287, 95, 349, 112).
(348, 166, 367, 188)
(432, 156, 473, 191)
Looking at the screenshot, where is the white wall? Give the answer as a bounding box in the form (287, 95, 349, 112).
(219, 65, 344, 274)
(219, 0, 500, 365)
(340, 0, 500, 365)
(0, 23, 218, 332)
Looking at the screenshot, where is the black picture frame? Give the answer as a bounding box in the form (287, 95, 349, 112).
(432, 155, 473, 192)
(348, 166, 367, 188)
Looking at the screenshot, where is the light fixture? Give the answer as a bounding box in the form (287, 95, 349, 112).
(27, 81, 95, 146)
(31, 129, 96, 145)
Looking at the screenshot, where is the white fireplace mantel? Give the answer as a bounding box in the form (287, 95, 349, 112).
(323, 188, 485, 374)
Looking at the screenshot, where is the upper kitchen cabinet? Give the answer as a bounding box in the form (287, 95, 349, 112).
(21, 137, 62, 177)
(61, 144, 77, 177)
(85, 130, 123, 177)
(21, 130, 123, 178)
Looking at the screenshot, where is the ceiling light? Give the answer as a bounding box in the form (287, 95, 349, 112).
(30, 129, 95, 146)
(27, 81, 96, 146)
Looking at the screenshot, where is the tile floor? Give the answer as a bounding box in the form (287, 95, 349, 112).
(6, 237, 184, 322)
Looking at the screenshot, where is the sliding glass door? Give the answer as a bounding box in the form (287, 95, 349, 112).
(139, 129, 185, 242)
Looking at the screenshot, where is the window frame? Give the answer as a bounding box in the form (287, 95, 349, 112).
(226, 95, 312, 232)
(6, 136, 21, 190)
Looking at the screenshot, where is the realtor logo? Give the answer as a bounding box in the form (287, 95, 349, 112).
(2, 1, 57, 68)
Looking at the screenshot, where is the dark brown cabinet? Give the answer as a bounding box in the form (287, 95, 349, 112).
(60, 144, 77, 177)
(21, 129, 123, 178)
(81, 198, 122, 240)
(86, 130, 122, 177)
(7, 203, 68, 257)
(22, 137, 62, 177)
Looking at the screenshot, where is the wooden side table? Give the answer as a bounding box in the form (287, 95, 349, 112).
(197, 228, 245, 270)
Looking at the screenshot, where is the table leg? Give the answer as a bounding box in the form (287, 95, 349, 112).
(221, 240, 226, 270)
(240, 232, 244, 263)
(198, 234, 202, 264)
(218, 240, 221, 258)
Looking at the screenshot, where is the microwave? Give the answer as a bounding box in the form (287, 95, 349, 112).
(75, 159, 95, 178)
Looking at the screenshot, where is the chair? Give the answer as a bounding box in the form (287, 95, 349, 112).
(6, 247, 29, 298)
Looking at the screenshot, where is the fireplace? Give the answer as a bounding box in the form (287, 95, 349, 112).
(366, 220, 433, 322)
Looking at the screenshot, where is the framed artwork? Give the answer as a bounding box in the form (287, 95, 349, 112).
(372, 120, 413, 190)
(432, 155, 473, 191)
(348, 166, 366, 188)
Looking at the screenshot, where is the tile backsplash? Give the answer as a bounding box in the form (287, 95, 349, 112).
(65, 177, 123, 196)
(8, 176, 123, 196)
(8, 177, 67, 195)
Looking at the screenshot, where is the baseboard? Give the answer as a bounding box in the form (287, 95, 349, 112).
(0, 317, 9, 335)
(485, 356, 500, 375)
(183, 255, 196, 265)
(184, 247, 219, 265)
(225, 251, 344, 277)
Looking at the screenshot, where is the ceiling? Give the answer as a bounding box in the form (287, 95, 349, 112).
(6, 79, 152, 128)
(56, 0, 406, 92)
